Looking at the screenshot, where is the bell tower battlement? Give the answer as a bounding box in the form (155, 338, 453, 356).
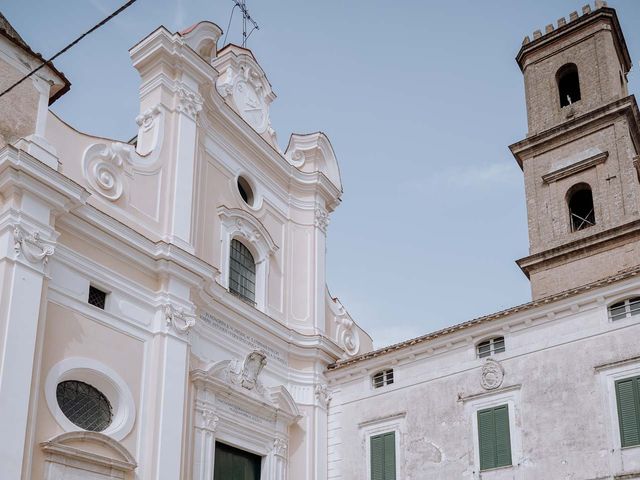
(510, 2, 640, 300)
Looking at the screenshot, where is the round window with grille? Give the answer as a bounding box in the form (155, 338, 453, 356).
(56, 380, 113, 432)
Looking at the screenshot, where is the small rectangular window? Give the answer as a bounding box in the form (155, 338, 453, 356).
(372, 369, 394, 389)
(477, 337, 505, 358)
(88, 286, 107, 310)
(370, 432, 395, 480)
(615, 377, 640, 448)
(477, 405, 512, 471)
(610, 297, 640, 321)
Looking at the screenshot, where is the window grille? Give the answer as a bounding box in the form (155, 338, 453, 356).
(56, 380, 113, 432)
(372, 369, 394, 389)
(609, 297, 640, 321)
(477, 337, 505, 358)
(87, 286, 107, 310)
(229, 239, 256, 304)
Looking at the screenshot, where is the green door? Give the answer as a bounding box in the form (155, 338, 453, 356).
(214, 442, 261, 480)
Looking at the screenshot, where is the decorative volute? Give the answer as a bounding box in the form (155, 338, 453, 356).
(212, 44, 278, 148)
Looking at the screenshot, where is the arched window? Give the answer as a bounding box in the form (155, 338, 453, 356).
(609, 297, 640, 321)
(229, 239, 256, 304)
(568, 183, 595, 232)
(557, 63, 581, 107)
(477, 337, 505, 358)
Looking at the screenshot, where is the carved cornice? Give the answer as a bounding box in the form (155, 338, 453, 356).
(542, 150, 608, 183)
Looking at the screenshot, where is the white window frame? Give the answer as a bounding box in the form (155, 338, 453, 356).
(476, 336, 506, 359)
(463, 388, 522, 475)
(607, 296, 640, 322)
(371, 369, 394, 390)
(218, 207, 278, 312)
(596, 359, 640, 474)
(44, 357, 136, 441)
(359, 412, 405, 480)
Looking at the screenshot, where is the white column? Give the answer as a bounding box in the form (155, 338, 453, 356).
(271, 438, 288, 480)
(192, 401, 218, 480)
(0, 213, 55, 479)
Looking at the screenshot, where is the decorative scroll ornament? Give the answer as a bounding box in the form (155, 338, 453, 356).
(314, 384, 332, 408)
(229, 350, 267, 392)
(82, 142, 133, 201)
(333, 298, 360, 357)
(13, 225, 54, 265)
(176, 83, 203, 120)
(273, 438, 287, 458)
(163, 304, 196, 334)
(480, 358, 505, 390)
(314, 206, 330, 233)
(82, 105, 164, 202)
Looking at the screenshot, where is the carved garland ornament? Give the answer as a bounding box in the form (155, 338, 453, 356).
(272, 438, 288, 458)
(314, 206, 330, 233)
(480, 358, 505, 390)
(13, 225, 55, 265)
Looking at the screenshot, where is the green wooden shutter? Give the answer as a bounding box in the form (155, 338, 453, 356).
(478, 405, 512, 471)
(370, 434, 385, 480)
(494, 405, 512, 467)
(478, 409, 497, 470)
(384, 432, 396, 480)
(616, 377, 640, 447)
(370, 432, 395, 480)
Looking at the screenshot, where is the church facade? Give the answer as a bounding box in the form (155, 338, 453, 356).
(0, 2, 639, 480)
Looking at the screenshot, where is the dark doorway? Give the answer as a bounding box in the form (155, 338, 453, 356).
(214, 442, 261, 480)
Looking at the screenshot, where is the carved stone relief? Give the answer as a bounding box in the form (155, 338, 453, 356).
(480, 358, 505, 390)
(13, 225, 54, 266)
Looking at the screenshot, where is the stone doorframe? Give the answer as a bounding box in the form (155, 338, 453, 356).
(190, 352, 300, 480)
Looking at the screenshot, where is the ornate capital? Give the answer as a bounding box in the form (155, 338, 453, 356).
(164, 303, 196, 334)
(175, 83, 203, 120)
(314, 383, 332, 408)
(273, 437, 287, 458)
(13, 225, 54, 266)
(480, 358, 505, 390)
(314, 206, 330, 233)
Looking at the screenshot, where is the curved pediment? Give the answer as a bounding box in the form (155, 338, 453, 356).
(284, 132, 343, 192)
(218, 206, 278, 260)
(41, 431, 137, 473)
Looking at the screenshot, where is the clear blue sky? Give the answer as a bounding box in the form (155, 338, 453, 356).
(4, 1, 640, 347)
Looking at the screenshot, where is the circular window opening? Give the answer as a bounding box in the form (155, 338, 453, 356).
(237, 176, 255, 207)
(56, 380, 113, 432)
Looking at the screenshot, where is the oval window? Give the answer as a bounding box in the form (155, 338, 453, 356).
(237, 176, 255, 207)
(56, 380, 113, 432)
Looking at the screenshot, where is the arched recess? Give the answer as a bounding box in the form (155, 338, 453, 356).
(190, 352, 300, 480)
(41, 431, 136, 479)
(179, 21, 223, 64)
(567, 182, 596, 232)
(557, 63, 581, 107)
(217, 206, 278, 311)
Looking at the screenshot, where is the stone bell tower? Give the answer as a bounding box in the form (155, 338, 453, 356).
(510, 2, 640, 299)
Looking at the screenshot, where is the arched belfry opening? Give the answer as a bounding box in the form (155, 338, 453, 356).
(567, 183, 595, 232)
(557, 63, 581, 107)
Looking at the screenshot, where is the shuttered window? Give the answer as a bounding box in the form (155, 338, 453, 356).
(477, 405, 512, 470)
(370, 432, 395, 480)
(615, 377, 640, 448)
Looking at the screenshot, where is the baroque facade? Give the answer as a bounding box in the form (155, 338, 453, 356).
(2, 2, 640, 480)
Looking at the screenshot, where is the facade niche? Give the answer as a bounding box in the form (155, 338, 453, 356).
(567, 183, 596, 232)
(557, 63, 581, 107)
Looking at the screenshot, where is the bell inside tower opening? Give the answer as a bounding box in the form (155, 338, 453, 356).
(557, 63, 581, 107)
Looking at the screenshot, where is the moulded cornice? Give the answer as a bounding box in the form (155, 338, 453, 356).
(60, 205, 217, 286)
(129, 26, 218, 87)
(0, 145, 89, 212)
(510, 96, 640, 168)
